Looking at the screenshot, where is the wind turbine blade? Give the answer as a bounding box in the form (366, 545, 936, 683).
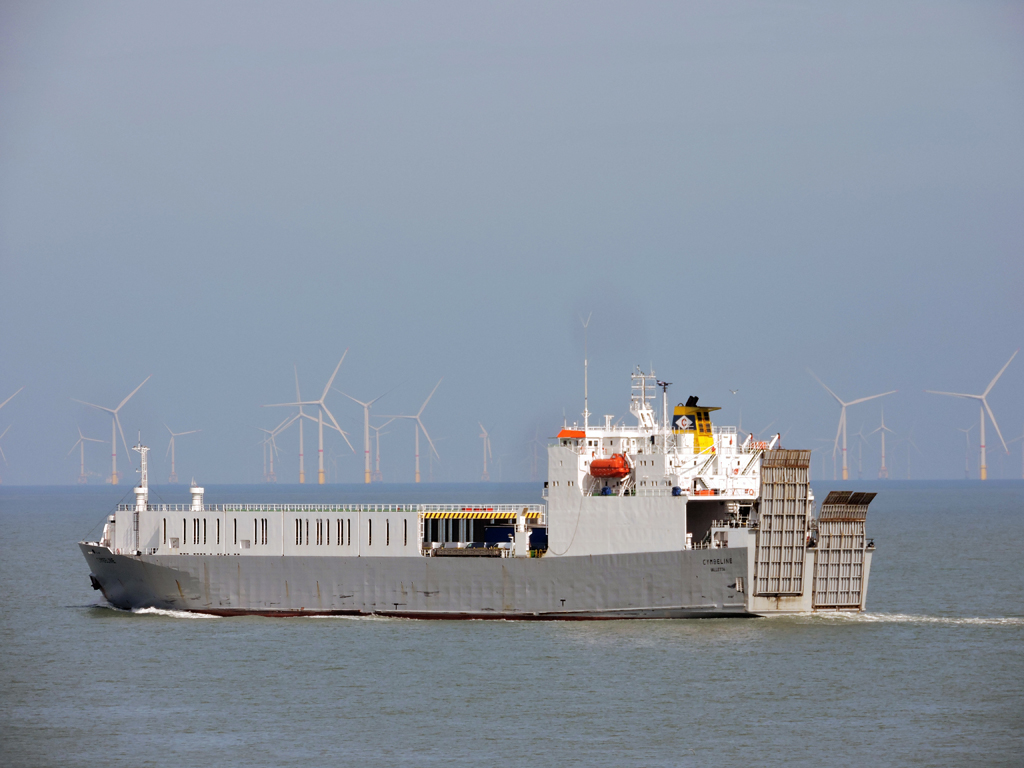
(114, 414, 133, 467)
(165, 423, 173, 435)
(263, 400, 308, 408)
(337, 391, 369, 407)
(294, 365, 301, 402)
(832, 411, 843, 457)
(417, 379, 443, 417)
(67, 440, 81, 457)
(983, 349, 1018, 397)
(808, 370, 845, 406)
(418, 418, 439, 458)
(321, 404, 356, 452)
(180, 429, 200, 436)
(0, 444, 6, 463)
(846, 390, 897, 407)
(925, 390, 979, 399)
(72, 399, 114, 414)
(321, 350, 348, 400)
(982, 399, 1009, 453)
(166, 439, 173, 457)
(116, 376, 151, 411)
(0, 386, 24, 410)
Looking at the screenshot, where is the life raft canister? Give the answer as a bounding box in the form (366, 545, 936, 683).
(589, 453, 631, 478)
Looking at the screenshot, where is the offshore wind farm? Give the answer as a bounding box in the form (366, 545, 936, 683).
(3, 6, 1023, 767)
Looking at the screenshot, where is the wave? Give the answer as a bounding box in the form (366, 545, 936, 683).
(805, 611, 1024, 626)
(131, 606, 218, 619)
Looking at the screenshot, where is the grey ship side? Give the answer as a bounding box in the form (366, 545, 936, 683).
(81, 370, 876, 618)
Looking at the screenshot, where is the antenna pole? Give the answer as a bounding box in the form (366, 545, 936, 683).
(580, 313, 591, 431)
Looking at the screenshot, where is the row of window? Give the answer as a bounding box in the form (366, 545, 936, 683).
(162, 516, 409, 549)
(164, 518, 222, 546)
(293, 518, 408, 547)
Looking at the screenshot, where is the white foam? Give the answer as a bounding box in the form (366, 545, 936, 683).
(132, 606, 218, 619)
(808, 611, 1024, 626)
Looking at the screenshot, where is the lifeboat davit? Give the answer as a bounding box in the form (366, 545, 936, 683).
(589, 453, 631, 478)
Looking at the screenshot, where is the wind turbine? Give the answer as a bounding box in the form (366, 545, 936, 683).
(926, 350, 1017, 481)
(871, 406, 895, 480)
(369, 419, 394, 482)
(380, 379, 441, 483)
(897, 431, 923, 480)
(956, 425, 973, 479)
(337, 388, 393, 484)
(479, 422, 492, 481)
(257, 421, 286, 483)
(68, 427, 105, 484)
(810, 371, 896, 481)
(264, 356, 354, 483)
(851, 423, 868, 479)
(73, 376, 150, 484)
(165, 425, 200, 483)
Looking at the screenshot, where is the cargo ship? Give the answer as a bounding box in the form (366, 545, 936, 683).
(80, 369, 876, 618)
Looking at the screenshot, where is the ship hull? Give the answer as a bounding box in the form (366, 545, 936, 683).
(81, 544, 754, 619)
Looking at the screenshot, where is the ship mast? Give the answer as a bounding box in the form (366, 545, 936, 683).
(132, 437, 149, 553)
(580, 313, 591, 431)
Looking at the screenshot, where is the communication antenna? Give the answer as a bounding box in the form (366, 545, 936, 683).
(579, 313, 591, 431)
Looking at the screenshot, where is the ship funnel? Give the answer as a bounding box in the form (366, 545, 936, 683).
(190, 480, 205, 512)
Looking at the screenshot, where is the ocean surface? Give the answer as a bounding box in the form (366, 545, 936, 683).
(1, 481, 1022, 767)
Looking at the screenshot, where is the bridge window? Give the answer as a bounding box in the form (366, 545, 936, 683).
(163, 518, 166, 545)
(404, 519, 408, 547)
(347, 519, 351, 546)
(295, 519, 301, 545)
(233, 518, 237, 545)
(387, 519, 390, 546)
(368, 519, 373, 546)
(216, 519, 220, 545)
(203, 519, 207, 545)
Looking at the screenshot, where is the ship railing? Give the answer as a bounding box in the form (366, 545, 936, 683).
(710, 518, 751, 529)
(121, 502, 547, 517)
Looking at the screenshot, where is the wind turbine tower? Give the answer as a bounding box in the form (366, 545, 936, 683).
(380, 379, 441, 483)
(339, 389, 391, 484)
(68, 427, 104, 484)
(73, 377, 150, 484)
(871, 406, 895, 479)
(369, 419, 394, 482)
(810, 371, 896, 481)
(165, 425, 200, 483)
(479, 422, 492, 481)
(926, 350, 1016, 481)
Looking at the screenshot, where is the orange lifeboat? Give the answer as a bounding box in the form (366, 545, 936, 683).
(589, 453, 631, 478)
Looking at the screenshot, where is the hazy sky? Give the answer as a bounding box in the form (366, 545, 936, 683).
(1, 1, 1022, 485)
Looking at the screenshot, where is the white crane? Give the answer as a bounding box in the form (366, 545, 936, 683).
(927, 350, 1016, 481)
(73, 376, 150, 484)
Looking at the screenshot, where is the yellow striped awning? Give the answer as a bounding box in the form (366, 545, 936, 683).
(420, 510, 542, 520)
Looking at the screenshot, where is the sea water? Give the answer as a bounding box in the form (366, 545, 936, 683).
(1, 482, 1021, 767)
